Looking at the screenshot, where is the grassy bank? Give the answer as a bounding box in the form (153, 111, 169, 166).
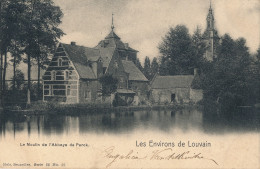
(5, 101, 202, 115)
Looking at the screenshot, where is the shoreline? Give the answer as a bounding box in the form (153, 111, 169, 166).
(3, 103, 203, 116)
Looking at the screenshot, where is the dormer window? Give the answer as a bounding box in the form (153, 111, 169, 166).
(58, 58, 62, 66)
(114, 61, 118, 69)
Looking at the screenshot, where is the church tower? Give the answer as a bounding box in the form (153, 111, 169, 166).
(203, 0, 218, 62)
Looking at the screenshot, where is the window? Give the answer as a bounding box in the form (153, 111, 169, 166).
(114, 61, 118, 69)
(44, 85, 53, 96)
(84, 90, 91, 99)
(119, 77, 124, 83)
(103, 67, 106, 74)
(58, 58, 62, 66)
(50, 85, 53, 96)
(67, 85, 71, 96)
(118, 77, 124, 89)
(65, 71, 69, 80)
(171, 94, 176, 102)
(51, 71, 56, 81)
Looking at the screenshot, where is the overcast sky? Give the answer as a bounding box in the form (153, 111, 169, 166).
(53, 0, 260, 63)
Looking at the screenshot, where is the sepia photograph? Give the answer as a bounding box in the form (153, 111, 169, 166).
(0, 0, 259, 168)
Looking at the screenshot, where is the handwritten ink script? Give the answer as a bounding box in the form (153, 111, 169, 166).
(103, 146, 218, 168)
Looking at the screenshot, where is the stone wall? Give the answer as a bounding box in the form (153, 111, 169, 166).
(78, 80, 100, 103)
(190, 89, 203, 103)
(151, 88, 190, 104)
(129, 81, 148, 96)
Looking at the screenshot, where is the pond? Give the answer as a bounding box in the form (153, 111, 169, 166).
(0, 107, 259, 168)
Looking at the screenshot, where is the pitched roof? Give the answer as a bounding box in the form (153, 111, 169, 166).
(73, 63, 96, 79)
(97, 30, 138, 52)
(105, 30, 120, 39)
(122, 60, 148, 82)
(62, 43, 98, 79)
(98, 47, 116, 67)
(116, 89, 135, 94)
(151, 75, 194, 89)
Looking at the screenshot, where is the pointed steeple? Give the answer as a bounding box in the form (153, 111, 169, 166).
(111, 13, 115, 30)
(203, 0, 218, 62)
(207, 0, 214, 30)
(105, 13, 120, 39)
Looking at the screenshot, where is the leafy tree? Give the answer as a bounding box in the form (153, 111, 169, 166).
(10, 69, 25, 90)
(192, 26, 207, 68)
(9, 41, 24, 91)
(202, 34, 255, 111)
(0, 0, 27, 95)
(23, 0, 64, 105)
(34, 47, 51, 100)
(143, 56, 151, 79)
(99, 75, 118, 96)
(191, 69, 202, 89)
(150, 57, 159, 79)
(0, 0, 63, 106)
(135, 57, 143, 72)
(250, 47, 260, 103)
(158, 25, 196, 75)
(0, 0, 4, 108)
(256, 47, 260, 64)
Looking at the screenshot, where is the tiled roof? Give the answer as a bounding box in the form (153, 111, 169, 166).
(122, 60, 148, 82)
(97, 30, 138, 52)
(105, 30, 120, 39)
(58, 29, 140, 80)
(116, 89, 135, 94)
(62, 43, 98, 79)
(151, 75, 194, 89)
(73, 63, 96, 79)
(98, 47, 116, 67)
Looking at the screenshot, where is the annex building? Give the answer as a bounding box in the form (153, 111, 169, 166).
(150, 69, 203, 104)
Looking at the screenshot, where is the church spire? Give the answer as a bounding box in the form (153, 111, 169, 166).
(203, 0, 218, 62)
(111, 13, 115, 30)
(207, 0, 214, 30)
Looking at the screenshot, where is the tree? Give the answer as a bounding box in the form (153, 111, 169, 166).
(23, 0, 64, 105)
(158, 25, 196, 75)
(143, 56, 151, 80)
(202, 34, 255, 111)
(256, 47, 260, 63)
(0, 0, 28, 108)
(0, 0, 26, 96)
(135, 57, 143, 72)
(150, 57, 159, 79)
(0, 0, 4, 109)
(99, 74, 118, 96)
(256, 47, 260, 103)
(192, 26, 207, 68)
(9, 41, 24, 91)
(10, 69, 25, 90)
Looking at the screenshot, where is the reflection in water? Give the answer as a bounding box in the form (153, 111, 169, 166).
(0, 107, 259, 139)
(203, 107, 260, 133)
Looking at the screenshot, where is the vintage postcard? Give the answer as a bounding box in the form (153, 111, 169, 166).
(0, 0, 259, 168)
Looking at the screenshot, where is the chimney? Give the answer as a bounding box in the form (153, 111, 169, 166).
(194, 68, 198, 76)
(71, 41, 76, 46)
